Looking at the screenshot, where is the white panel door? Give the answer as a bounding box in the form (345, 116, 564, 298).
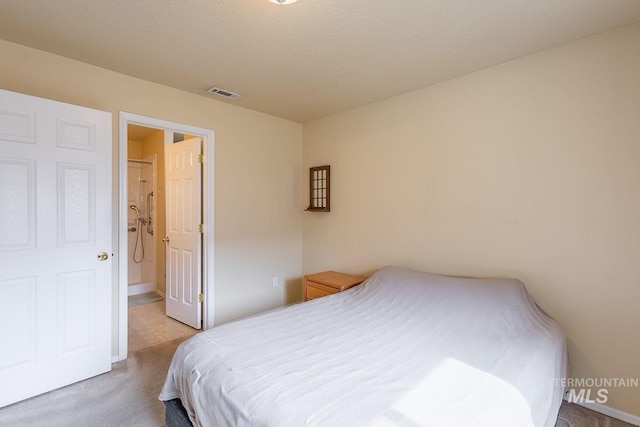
(0, 89, 112, 407)
(165, 138, 202, 329)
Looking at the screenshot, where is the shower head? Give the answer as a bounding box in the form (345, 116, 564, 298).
(129, 204, 147, 225)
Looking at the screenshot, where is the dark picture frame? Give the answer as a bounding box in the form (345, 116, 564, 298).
(306, 165, 330, 212)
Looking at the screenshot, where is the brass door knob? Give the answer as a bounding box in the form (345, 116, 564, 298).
(162, 237, 170, 243)
(97, 252, 109, 261)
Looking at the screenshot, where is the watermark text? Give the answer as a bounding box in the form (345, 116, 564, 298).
(555, 377, 638, 404)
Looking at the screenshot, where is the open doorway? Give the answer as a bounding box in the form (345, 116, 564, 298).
(116, 112, 215, 361)
(126, 125, 195, 354)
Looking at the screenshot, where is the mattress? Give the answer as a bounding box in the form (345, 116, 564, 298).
(159, 266, 566, 427)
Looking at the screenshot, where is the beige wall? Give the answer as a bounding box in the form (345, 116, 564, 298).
(0, 39, 303, 355)
(303, 23, 640, 416)
(127, 139, 142, 159)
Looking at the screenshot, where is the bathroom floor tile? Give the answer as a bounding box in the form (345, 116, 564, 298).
(127, 300, 198, 356)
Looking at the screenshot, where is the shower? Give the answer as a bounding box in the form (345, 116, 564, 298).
(127, 157, 157, 296)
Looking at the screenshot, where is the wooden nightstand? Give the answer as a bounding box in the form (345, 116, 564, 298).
(303, 271, 366, 301)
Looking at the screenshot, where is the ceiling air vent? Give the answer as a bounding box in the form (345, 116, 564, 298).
(206, 86, 241, 100)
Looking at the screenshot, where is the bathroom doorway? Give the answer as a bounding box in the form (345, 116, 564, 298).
(117, 112, 215, 361)
(126, 125, 180, 354)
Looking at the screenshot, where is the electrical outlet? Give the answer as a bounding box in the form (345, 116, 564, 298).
(272, 276, 279, 287)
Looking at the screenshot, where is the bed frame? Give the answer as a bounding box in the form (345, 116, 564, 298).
(164, 399, 193, 427)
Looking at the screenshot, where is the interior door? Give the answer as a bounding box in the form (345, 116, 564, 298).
(164, 137, 202, 329)
(0, 89, 112, 407)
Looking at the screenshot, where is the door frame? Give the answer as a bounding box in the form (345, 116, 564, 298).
(116, 112, 215, 362)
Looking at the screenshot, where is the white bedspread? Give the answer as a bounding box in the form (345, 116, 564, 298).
(159, 266, 566, 427)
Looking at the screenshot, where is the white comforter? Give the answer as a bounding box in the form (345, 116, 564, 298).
(159, 266, 566, 427)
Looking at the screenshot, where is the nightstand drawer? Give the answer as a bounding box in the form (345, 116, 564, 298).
(305, 281, 338, 300)
(303, 271, 366, 301)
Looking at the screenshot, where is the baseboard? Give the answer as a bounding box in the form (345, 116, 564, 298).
(564, 395, 640, 426)
(128, 282, 156, 296)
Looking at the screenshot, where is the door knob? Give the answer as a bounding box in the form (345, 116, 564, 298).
(97, 252, 109, 261)
(162, 236, 170, 243)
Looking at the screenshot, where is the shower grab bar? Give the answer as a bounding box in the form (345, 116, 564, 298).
(146, 191, 154, 236)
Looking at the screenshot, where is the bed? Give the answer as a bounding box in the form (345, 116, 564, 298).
(159, 266, 566, 427)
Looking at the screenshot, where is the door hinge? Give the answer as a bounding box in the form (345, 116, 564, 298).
(198, 224, 205, 233)
(198, 153, 204, 164)
(198, 293, 204, 303)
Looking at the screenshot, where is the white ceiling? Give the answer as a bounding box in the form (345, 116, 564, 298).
(1, 0, 640, 123)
